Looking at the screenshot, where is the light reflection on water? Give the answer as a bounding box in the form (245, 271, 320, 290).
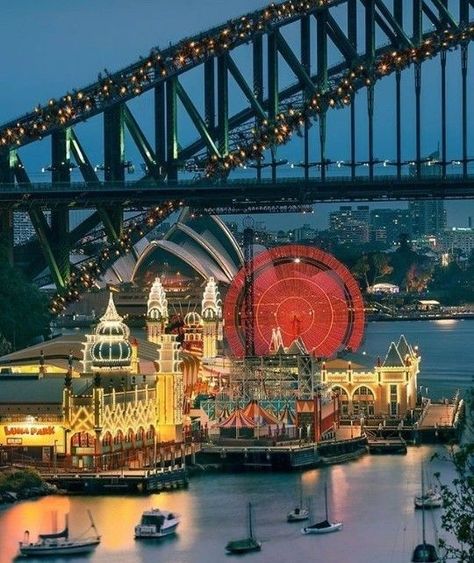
(0, 321, 470, 562)
(0, 447, 456, 563)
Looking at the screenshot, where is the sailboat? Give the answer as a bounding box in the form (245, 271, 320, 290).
(301, 482, 342, 535)
(19, 511, 101, 557)
(411, 464, 439, 562)
(225, 502, 262, 554)
(287, 475, 309, 522)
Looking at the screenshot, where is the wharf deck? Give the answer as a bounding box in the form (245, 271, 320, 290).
(41, 467, 188, 494)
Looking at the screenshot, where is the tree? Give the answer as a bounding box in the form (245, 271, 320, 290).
(435, 393, 474, 561)
(0, 245, 50, 351)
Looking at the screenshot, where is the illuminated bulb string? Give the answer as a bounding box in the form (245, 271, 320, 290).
(0, 0, 340, 148)
(48, 200, 181, 314)
(203, 25, 474, 178)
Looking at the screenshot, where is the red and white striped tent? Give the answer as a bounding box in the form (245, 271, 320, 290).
(242, 400, 279, 425)
(219, 408, 255, 438)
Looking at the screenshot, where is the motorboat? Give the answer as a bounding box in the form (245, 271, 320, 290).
(302, 482, 343, 535)
(18, 512, 100, 557)
(225, 502, 262, 554)
(134, 508, 180, 539)
(287, 475, 309, 522)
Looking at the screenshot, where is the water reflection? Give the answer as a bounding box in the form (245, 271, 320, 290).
(0, 446, 456, 563)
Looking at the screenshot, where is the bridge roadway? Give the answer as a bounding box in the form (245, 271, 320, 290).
(2, 173, 474, 209)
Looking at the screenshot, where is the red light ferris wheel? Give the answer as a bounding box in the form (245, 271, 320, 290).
(224, 245, 365, 358)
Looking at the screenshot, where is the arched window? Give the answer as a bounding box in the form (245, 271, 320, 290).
(352, 386, 375, 416)
(332, 386, 349, 416)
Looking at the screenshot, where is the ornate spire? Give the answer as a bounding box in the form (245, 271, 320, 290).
(147, 277, 169, 321)
(101, 292, 123, 323)
(201, 277, 222, 320)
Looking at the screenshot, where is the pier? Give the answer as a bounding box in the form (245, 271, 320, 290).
(40, 466, 188, 494)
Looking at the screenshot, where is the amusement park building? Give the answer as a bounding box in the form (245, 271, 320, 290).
(321, 335, 419, 419)
(0, 287, 222, 468)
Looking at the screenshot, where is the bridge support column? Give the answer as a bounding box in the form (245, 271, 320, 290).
(414, 63, 422, 178)
(396, 71, 402, 180)
(440, 50, 447, 178)
(367, 86, 374, 181)
(103, 105, 124, 240)
(461, 44, 468, 178)
(0, 149, 14, 265)
(253, 36, 263, 182)
(166, 78, 179, 181)
(51, 205, 70, 287)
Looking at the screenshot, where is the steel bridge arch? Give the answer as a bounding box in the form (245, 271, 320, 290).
(0, 0, 473, 300)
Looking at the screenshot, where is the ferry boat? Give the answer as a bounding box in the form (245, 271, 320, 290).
(134, 508, 180, 538)
(18, 512, 100, 557)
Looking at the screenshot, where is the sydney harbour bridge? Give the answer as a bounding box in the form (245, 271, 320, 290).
(1, 0, 474, 309)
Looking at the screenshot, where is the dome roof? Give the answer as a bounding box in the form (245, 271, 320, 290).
(184, 311, 203, 327)
(94, 293, 130, 339)
(132, 209, 244, 287)
(90, 340, 132, 368)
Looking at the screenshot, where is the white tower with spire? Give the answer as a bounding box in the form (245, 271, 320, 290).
(82, 292, 132, 373)
(201, 277, 222, 358)
(146, 277, 169, 343)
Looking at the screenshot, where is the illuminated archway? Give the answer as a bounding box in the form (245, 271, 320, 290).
(352, 386, 375, 416)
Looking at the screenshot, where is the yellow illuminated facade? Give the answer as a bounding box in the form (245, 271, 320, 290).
(322, 335, 419, 418)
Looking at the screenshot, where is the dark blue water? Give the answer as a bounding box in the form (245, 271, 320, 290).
(363, 319, 474, 398)
(0, 320, 470, 563)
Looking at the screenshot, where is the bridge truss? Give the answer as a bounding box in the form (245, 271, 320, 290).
(0, 0, 474, 306)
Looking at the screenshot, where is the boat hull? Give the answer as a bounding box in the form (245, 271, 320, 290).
(135, 522, 179, 539)
(301, 522, 343, 535)
(19, 538, 100, 557)
(287, 511, 309, 522)
(225, 539, 262, 554)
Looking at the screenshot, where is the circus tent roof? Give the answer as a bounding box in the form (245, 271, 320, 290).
(219, 408, 255, 429)
(242, 400, 279, 425)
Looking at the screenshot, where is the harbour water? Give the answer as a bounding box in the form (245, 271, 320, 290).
(0, 320, 471, 563)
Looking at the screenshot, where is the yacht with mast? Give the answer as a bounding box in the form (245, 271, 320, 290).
(225, 502, 262, 554)
(18, 511, 100, 557)
(301, 482, 343, 535)
(411, 464, 439, 562)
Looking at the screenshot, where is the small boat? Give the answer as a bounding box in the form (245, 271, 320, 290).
(412, 463, 439, 562)
(302, 482, 342, 535)
(225, 502, 261, 554)
(134, 508, 180, 539)
(414, 488, 442, 509)
(287, 476, 309, 522)
(18, 511, 100, 557)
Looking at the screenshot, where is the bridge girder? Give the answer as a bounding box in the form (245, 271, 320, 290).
(0, 0, 472, 293)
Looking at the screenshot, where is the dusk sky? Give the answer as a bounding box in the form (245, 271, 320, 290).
(1, 1, 473, 229)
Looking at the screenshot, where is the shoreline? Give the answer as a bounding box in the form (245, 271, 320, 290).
(367, 314, 474, 323)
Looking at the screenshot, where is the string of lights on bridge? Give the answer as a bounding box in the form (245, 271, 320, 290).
(49, 200, 181, 314)
(203, 26, 474, 178)
(0, 0, 346, 148)
(34, 6, 473, 313)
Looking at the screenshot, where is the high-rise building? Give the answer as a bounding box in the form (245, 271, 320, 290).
(408, 154, 447, 237)
(329, 206, 370, 244)
(370, 209, 411, 246)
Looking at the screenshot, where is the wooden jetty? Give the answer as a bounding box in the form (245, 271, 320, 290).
(366, 430, 407, 455)
(41, 466, 188, 494)
(197, 436, 367, 470)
